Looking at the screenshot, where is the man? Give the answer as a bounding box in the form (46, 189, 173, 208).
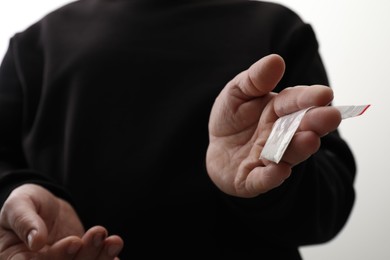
(0, 0, 356, 259)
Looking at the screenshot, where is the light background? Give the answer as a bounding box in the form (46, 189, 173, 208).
(0, 1, 389, 259)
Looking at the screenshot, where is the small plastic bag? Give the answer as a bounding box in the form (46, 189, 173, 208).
(259, 105, 370, 163)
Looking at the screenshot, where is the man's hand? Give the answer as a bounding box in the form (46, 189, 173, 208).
(0, 184, 124, 259)
(206, 54, 341, 198)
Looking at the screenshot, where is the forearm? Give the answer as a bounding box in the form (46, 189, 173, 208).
(0, 39, 73, 208)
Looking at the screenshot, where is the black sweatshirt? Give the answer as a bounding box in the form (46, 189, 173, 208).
(0, 0, 356, 258)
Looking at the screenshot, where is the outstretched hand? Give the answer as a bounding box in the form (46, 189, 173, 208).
(206, 54, 342, 198)
(0, 184, 124, 260)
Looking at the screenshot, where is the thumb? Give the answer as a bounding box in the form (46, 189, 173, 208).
(233, 53, 285, 98)
(1, 186, 48, 251)
(209, 54, 285, 136)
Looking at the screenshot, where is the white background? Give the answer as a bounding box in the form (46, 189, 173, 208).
(0, 1, 389, 259)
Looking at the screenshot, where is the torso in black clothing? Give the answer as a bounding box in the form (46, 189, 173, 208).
(0, 0, 356, 258)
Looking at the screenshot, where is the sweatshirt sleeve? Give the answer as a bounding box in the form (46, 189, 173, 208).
(0, 37, 73, 207)
(216, 9, 356, 247)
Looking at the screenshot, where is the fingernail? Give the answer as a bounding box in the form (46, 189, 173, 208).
(107, 244, 122, 257)
(27, 229, 37, 249)
(67, 241, 82, 255)
(93, 232, 105, 247)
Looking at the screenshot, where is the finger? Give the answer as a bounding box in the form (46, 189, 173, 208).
(0, 230, 32, 259)
(75, 226, 108, 259)
(2, 236, 82, 260)
(245, 162, 292, 196)
(299, 106, 342, 136)
(258, 85, 335, 142)
(4, 251, 36, 260)
(97, 235, 124, 260)
(38, 236, 83, 260)
(281, 106, 341, 165)
(75, 226, 123, 260)
(272, 85, 334, 118)
(281, 131, 321, 165)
